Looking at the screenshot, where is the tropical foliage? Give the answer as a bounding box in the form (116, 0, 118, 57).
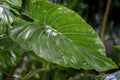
(0, 0, 119, 80)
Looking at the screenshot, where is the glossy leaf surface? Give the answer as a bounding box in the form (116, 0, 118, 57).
(9, 0, 117, 71)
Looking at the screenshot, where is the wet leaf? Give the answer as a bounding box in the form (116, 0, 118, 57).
(9, 0, 117, 71)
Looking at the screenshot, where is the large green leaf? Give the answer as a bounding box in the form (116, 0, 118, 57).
(9, 0, 117, 71)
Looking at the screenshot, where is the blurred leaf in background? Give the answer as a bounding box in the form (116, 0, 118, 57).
(101, 70, 120, 80)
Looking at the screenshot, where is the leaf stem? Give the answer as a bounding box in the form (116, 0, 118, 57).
(5, 53, 26, 80)
(101, 0, 112, 41)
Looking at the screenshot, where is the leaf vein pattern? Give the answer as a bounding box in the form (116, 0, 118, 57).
(62, 33, 92, 35)
(44, 6, 55, 24)
(55, 36, 69, 64)
(50, 15, 65, 26)
(16, 27, 30, 40)
(80, 46, 100, 68)
(46, 32, 53, 57)
(57, 24, 80, 31)
(73, 40, 95, 45)
(36, 28, 47, 57)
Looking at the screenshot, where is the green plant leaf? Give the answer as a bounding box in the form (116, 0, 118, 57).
(0, 0, 22, 16)
(0, 49, 14, 72)
(0, 7, 13, 35)
(0, 0, 22, 9)
(9, 0, 117, 71)
(0, 37, 23, 73)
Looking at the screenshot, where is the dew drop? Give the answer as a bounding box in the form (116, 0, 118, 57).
(46, 25, 50, 28)
(58, 7, 63, 13)
(51, 32, 58, 36)
(46, 25, 52, 33)
(58, 7, 68, 14)
(44, 10, 47, 13)
(46, 28, 52, 34)
(45, 25, 58, 36)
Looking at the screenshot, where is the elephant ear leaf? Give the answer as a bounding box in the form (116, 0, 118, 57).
(9, 0, 117, 71)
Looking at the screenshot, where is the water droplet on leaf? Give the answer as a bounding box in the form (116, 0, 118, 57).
(45, 25, 58, 36)
(44, 10, 47, 13)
